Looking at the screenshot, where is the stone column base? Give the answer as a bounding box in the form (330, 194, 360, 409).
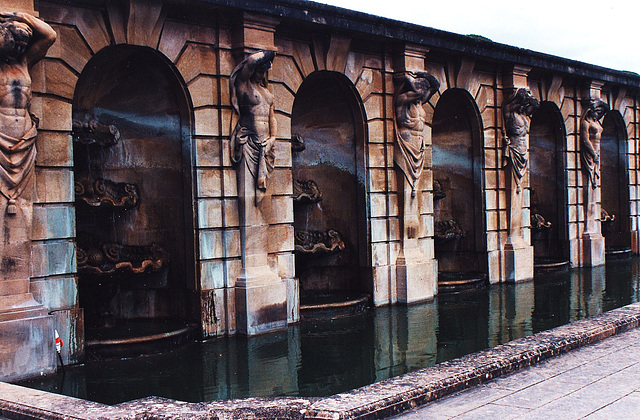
(396, 256, 437, 304)
(286, 277, 299, 324)
(235, 266, 287, 335)
(500, 240, 534, 282)
(0, 294, 55, 381)
(581, 232, 605, 267)
(631, 230, 640, 254)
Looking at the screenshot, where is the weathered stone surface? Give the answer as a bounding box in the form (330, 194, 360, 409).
(159, 21, 217, 63)
(0, 314, 55, 382)
(176, 43, 217, 84)
(50, 308, 84, 364)
(31, 240, 76, 278)
(31, 58, 77, 99)
(188, 75, 218, 109)
(193, 107, 219, 136)
(35, 168, 74, 203)
(198, 229, 224, 260)
(34, 131, 72, 167)
(197, 198, 223, 229)
(30, 276, 77, 310)
(46, 24, 91, 73)
(196, 169, 222, 198)
(31, 204, 74, 240)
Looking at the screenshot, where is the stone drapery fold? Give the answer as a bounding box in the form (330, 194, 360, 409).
(393, 105, 425, 193)
(502, 137, 528, 192)
(230, 125, 275, 205)
(0, 119, 37, 201)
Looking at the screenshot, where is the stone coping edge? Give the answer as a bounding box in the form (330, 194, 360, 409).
(1, 302, 640, 419)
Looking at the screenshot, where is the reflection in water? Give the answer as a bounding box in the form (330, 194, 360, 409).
(20, 257, 640, 404)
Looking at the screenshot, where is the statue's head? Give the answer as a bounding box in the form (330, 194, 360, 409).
(586, 98, 609, 120)
(514, 88, 540, 116)
(0, 21, 31, 61)
(251, 50, 275, 87)
(413, 72, 440, 101)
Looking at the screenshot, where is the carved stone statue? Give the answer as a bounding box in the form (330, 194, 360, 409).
(0, 12, 56, 213)
(72, 115, 121, 146)
(0, 12, 55, 290)
(294, 229, 345, 255)
(502, 88, 539, 193)
(580, 99, 609, 189)
(293, 179, 322, 204)
(393, 71, 439, 195)
(229, 50, 277, 205)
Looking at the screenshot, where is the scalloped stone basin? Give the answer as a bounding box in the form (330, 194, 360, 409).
(86, 319, 197, 359)
(534, 257, 571, 273)
(606, 247, 632, 259)
(300, 292, 371, 320)
(438, 271, 488, 293)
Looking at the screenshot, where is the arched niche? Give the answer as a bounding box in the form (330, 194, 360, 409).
(72, 45, 195, 333)
(431, 88, 485, 277)
(529, 101, 569, 265)
(601, 111, 631, 254)
(291, 71, 369, 303)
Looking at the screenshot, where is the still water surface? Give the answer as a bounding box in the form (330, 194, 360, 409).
(20, 257, 640, 405)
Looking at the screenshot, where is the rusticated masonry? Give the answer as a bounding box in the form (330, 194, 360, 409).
(0, 0, 638, 380)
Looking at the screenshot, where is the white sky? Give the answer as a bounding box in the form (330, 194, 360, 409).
(314, 0, 640, 74)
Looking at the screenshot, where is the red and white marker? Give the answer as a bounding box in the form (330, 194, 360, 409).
(54, 329, 63, 353)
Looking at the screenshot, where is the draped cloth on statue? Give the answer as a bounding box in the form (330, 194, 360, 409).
(0, 119, 37, 202)
(230, 125, 275, 205)
(581, 153, 599, 189)
(502, 137, 527, 192)
(393, 103, 425, 193)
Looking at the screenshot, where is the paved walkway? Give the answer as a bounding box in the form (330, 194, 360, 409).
(395, 327, 640, 419)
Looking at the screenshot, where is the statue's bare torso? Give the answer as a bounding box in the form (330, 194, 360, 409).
(0, 57, 32, 139)
(0, 12, 56, 140)
(236, 80, 274, 143)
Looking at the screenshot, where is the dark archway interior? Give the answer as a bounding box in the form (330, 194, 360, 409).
(291, 71, 368, 302)
(73, 46, 195, 333)
(601, 112, 631, 252)
(529, 102, 567, 262)
(431, 89, 484, 274)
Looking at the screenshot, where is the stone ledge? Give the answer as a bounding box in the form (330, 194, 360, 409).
(1, 302, 640, 419)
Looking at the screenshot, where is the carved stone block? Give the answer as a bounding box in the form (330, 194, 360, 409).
(0, 311, 55, 381)
(396, 257, 437, 304)
(581, 232, 606, 267)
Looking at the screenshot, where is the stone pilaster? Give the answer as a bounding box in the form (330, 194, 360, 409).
(499, 66, 534, 282)
(4, 0, 34, 13)
(580, 81, 606, 267)
(393, 44, 437, 304)
(0, 0, 56, 381)
(233, 12, 280, 55)
(231, 14, 290, 335)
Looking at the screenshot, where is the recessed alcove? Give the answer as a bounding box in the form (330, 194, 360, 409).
(431, 89, 486, 288)
(290, 71, 369, 309)
(72, 45, 196, 345)
(601, 111, 631, 256)
(529, 102, 569, 270)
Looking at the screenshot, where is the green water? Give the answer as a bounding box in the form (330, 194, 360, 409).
(19, 257, 640, 405)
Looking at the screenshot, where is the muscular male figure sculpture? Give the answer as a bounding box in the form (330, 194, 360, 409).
(0, 12, 56, 213)
(0, 12, 55, 290)
(502, 88, 539, 193)
(229, 50, 277, 205)
(393, 71, 439, 195)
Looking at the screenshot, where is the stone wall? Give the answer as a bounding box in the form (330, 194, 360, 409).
(0, 0, 637, 379)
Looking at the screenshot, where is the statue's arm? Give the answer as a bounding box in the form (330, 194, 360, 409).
(237, 50, 275, 82)
(1, 12, 57, 66)
(268, 101, 277, 141)
(393, 72, 413, 88)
